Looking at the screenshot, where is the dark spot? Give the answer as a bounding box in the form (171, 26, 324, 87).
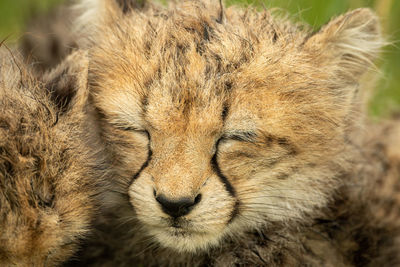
(141, 95, 149, 114)
(221, 103, 229, 121)
(204, 64, 212, 77)
(35, 215, 42, 228)
(196, 43, 204, 55)
(17, 118, 31, 136)
(212, 53, 223, 72)
(0, 120, 9, 130)
(277, 173, 289, 180)
(3, 159, 14, 177)
(253, 230, 273, 246)
(277, 137, 298, 156)
(277, 137, 289, 146)
(265, 135, 274, 147)
(94, 107, 107, 121)
(272, 31, 278, 43)
(37, 193, 55, 209)
(224, 80, 233, 91)
(203, 24, 210, 42)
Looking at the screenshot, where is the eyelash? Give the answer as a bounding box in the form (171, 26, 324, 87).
(116, 124, 256, 151)
(119, 126, 138, 131)
(115, 125, 150, 137)
(214, 132, 256, 154)
(220, 131, 257, 142)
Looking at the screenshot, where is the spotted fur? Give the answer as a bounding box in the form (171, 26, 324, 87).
(69, 0, 400, 266)
(0, 49, 107, 266)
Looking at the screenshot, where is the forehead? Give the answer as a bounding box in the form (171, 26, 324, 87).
(89, 5, 317, 131)
(89, 2, 307, 90)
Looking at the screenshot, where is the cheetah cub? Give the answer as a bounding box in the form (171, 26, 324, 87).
(0, 49, 106, 266)
(73, 0, 399, 265)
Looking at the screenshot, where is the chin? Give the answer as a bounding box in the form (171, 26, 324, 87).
(148, 225, 225, 253)
(129, 174, 236, 254)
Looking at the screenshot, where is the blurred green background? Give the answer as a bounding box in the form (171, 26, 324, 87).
(0, 0, 399, 117)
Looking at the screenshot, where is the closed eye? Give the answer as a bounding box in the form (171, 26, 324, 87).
(220, 131, 257, 143)
(96, 107, 146, 134)
(118, 126, 140, 131)
(113, 124, 150, 137)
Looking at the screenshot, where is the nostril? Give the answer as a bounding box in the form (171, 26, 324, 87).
(194, 194, 202, 205)
(155, 194, 201, 218)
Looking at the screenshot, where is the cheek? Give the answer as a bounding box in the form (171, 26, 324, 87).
(128, 173, 161, 223)
(217, 139, 301, 182)
(218, 145, 335, 225)
(217, 142, 265, 181)
(196, 175, 237, 222)
(103, 125, 149, 177)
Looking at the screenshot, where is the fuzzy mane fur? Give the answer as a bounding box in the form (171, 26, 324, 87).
(62, 0, 399, 266)
(0, 48, 107, 266)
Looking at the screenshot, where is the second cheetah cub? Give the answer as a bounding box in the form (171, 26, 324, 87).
(0, 49, 106, 266)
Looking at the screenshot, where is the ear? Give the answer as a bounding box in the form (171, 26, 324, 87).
(116, 0, 146, 13)
(78, 0, 146, 13)
(43, 50, 89, 114)
(304, 8, 383, 83)
(75, 0, 146, 24)
(74, 0, 146, 44)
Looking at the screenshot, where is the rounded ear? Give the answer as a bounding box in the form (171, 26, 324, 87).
(74, 0, 147, 46)
(43, 50, 89, 114)
(304, 8, 384, 82)
(75, 0, 146, 24)
(116, 0, 146, 13)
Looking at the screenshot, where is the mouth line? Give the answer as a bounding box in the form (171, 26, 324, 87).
(171, 220, 183, 228)
(159, 217, 192, 228)
(149, 221, 209, 236)
(145, 216, 225, 237)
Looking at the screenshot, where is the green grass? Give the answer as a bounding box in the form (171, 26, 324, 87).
(1, 0, 399, 117)
(0, 0, 63, 40)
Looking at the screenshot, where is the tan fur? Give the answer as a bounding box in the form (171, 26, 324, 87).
(20, 0, 147, 74)
(0, 49, 106, 266)
(21, 2, 78, 74)
(69, 0, 399, 265)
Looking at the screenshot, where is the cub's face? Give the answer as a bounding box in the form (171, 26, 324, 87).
(96, 65, 347, 252)
(84, 1, 381, 253)
(0, 50, 100, 265)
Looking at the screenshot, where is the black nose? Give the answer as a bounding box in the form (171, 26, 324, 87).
(155, 194, 201, 218)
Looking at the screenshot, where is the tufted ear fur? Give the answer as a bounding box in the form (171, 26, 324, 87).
(43, 50, 89, 114)
(305, 8, 383, 83)
(116, 0, 146, 12)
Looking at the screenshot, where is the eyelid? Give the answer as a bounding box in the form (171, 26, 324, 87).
(221, 131, 257, 142)
(114, 124, 149, 135)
